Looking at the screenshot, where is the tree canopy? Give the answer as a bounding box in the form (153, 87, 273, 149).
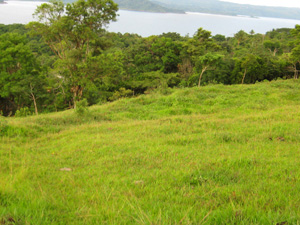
(27, 0, 118, 108)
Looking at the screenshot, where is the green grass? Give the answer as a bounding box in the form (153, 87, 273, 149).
(1, 79, 300, 224)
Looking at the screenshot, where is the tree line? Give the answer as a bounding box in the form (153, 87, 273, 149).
(0, 0, 300, 116)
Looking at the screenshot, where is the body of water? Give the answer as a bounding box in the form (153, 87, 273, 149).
(1, 1, 300, 36)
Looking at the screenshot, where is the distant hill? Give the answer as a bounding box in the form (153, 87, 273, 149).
(10, 0, 300, 19)
(60, 0, 184, 13)
(152, 0, 300, 20)
(114, 0, 184, 13)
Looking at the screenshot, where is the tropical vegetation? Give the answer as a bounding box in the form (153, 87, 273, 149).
(1, 9, 300, 115)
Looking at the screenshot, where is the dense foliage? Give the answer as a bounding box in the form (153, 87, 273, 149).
(0, 0, 299, 116)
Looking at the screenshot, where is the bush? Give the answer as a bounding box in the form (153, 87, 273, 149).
(0, 116, 8, 136)
(109, 88, 133, 101)
(75, 99, 89, 116)
(15, 107, 32, 117)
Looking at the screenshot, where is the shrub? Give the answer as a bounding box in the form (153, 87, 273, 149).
(15, 107, 32, 117)
(75, 99, 89, 116)
(0, 116, 8, 136)
(109, 88, 134, 101)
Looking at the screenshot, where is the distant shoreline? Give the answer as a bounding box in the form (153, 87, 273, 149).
(119, 8, 186, 15)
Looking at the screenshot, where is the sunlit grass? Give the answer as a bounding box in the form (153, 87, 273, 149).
(1, 79, 300, 224)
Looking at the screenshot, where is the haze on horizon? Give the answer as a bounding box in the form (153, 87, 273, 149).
(220, 0, 300, 8)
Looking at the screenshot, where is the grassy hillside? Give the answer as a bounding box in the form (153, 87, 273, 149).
(1, 79, 300, 224)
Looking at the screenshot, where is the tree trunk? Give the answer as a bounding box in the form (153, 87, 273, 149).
(241, 68, 247, 84)
(72, 85, 83, 109)
(30, 84, 38, 115)
(198, 67, 208, 87)
(73, 91, 77, 109)
(294, 68, 298, 79)
(268, 48, 277, 56)
(32, 94, 38, 115)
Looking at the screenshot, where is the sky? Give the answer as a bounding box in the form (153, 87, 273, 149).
(220, 0, 300, 8)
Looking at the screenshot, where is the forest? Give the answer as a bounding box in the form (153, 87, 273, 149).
(0, 0, 300, 116)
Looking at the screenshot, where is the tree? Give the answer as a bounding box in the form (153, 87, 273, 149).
(241, 55, 257, 84)
(285, 48, 300, 79)
(264, 40, 281, 56)
(288, 25, 300, 79)
(0, 33, 44, 115)
(125, 36, 182, 76)
(195, 53, 223, 87)
(234, 30, 248, 47)
(27, 0, 118, 108)
(233, 54, 266, 84)
(213, 34, 226, 42)
(185, 28, 219, 58)
(290, 24, 300, 39)
(87, 51, 127, 102)
(250, 30, 255, 36)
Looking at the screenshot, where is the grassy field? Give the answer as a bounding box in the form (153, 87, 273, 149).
(1, 79, 300, 224)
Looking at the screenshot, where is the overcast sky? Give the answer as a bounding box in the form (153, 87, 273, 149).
(220, 0, 300, 8)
